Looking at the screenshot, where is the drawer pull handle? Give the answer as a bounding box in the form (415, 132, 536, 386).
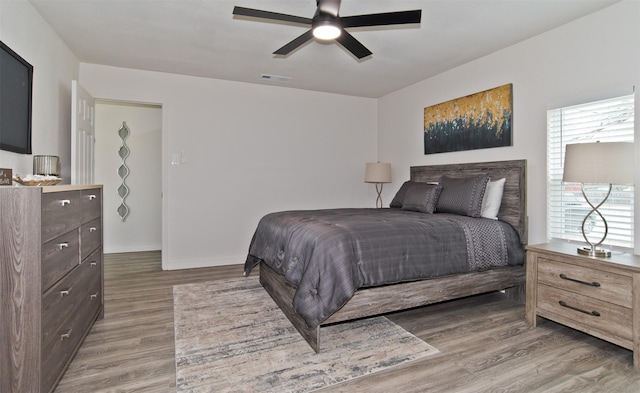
(90, 293, 98, 300)
(559, 301, 601, 317)
(60, 199, 71, 206)
(90, 261, 97, 267)
(60, 287, 72, 297)
(57, 243, 69, 250)
(559, 273, 601, 288)
(60, 329, 72, 341)
(89, 195, 96, 200)
(89, 227, 97, 232)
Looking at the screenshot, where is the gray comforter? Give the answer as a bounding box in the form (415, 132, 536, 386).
(244, 208, 524, 329)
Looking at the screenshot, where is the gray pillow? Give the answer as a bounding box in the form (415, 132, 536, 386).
(436, 174, 490, 217)
(401, 183, 442, 213)
(390, 181, 416, 208)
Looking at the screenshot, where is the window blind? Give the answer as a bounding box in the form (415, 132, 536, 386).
(547, 94, 634, 249)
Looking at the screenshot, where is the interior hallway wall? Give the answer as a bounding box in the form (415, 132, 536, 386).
(95, 101, 162, 253)
(81, 65, 377, 269)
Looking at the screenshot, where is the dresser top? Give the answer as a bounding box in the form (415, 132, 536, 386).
(527, 242, 640, 273)
(42, 184, 103, 193)
(1, 184, 103, 192)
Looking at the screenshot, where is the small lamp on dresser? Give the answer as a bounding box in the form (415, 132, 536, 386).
(562, 141, 634, 257)
(365, 162, 391, 208)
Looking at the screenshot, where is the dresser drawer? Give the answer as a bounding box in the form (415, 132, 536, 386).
(41, 302, 89, 393)
(42, 230, 80, 291)
(42, 191, 82, 243)
(81, 217, 102, 261)
(79, 248, 103, 317)
(82, 247, 103, 275)
(537, 283, 633, 341)
(42, 264, 89, 348)
(81, 262, 103, 324)
(41, 259, 100, 393)
(81, 189, 102, 223)
(537, 258, 632, 308)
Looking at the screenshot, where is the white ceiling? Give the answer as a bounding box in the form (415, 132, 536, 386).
(29, 0, 619, 98)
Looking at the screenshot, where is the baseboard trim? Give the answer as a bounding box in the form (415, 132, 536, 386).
(162, 254, 245, 270)
(104, 244, 162, 254)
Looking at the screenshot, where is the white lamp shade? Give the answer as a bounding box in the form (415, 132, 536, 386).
(365, 162, 391, 183)
(563, 142, 634, 184)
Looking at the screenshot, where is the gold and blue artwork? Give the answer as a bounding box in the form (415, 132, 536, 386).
(424, 84, 513, 155)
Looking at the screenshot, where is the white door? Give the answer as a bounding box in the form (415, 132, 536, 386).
(71, 80, 96, 184)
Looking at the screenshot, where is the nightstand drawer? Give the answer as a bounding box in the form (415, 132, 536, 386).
(537, 283, 633, 341)
(526, 242, 640, 371)
(537, 258, 632, 308)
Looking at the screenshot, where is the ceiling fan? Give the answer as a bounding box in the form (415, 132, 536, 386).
(232, 0, 422, 59)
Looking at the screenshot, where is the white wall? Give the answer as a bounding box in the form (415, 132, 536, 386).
(80, 65, 378, 269)
(0, 0, 79, 179)
(94, 101, 162, 253)
(378, 0, 640, 251)
(5, 0, 637, 266)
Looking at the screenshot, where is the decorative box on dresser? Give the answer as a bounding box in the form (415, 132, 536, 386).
(525, 242, 640, 371)
(0, 185, 104, 393)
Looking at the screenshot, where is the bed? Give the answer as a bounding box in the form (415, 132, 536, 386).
(244, 159, 527, 353)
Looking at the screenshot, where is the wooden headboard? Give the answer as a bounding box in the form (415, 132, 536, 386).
(410, 159, 527, 244)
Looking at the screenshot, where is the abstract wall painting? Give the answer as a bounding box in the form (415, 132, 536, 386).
(424, 83, 513, 155)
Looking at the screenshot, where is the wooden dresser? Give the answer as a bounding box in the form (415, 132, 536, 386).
(0, 185, 104, 393)
(525, 242, 640, 371)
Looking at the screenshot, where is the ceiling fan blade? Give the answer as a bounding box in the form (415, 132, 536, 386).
(341, 10, 422, 28)
(317, 0, 341, 17)
(335, 31, 372, 59)
(273, 30, 314, 56)
(233, 6, 311, 25)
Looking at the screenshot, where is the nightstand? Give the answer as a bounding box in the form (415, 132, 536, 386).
(525, 242, 640, 371)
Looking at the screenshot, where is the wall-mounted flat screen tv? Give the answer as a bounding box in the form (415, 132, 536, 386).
(0, 40, 33, 154)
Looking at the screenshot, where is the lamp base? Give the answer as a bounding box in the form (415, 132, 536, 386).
(375, 183, 384, 209)
(577, 246, 611, 258)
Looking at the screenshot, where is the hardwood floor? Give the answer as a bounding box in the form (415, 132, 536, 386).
(56, 251, 640, 392)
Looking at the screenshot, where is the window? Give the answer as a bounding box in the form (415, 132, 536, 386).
(547, 94, 634, 249)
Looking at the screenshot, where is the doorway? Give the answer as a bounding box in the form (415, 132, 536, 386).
(94, 100, 162, 254)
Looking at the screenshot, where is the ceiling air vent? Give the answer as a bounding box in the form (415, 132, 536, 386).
(260, 74, 291, 82)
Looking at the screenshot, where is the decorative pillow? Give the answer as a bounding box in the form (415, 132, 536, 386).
(436, 174, 490, 217)
(401, 183, 442, 213)
(481, 178, 506, 220)
(389, 181, 416, 208)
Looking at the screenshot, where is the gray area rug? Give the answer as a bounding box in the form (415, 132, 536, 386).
(174, 276, 439, 392)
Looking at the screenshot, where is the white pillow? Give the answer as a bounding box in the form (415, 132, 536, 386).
(481, 178, 506, 220)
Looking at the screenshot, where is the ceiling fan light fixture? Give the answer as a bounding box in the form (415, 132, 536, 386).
(312, 11, 341, 40)
(312, 23, 341, 40)
(233, 2, 422, 58)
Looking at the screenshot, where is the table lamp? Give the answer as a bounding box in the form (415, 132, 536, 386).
(365, 162, 391, 208)
(562, 141, 634, 257)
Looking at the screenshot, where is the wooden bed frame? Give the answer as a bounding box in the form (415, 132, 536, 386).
(259, 159, 527, 353)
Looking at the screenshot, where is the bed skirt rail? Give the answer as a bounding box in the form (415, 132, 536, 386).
(259, 261, 526, 353)
(259, 262, 322, 352)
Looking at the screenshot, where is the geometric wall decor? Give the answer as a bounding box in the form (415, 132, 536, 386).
(116, 121, 130, 221)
